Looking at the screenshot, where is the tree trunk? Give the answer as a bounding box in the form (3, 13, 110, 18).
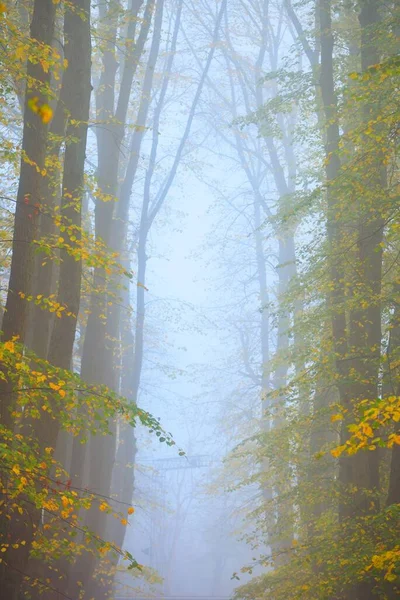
(0, 2, 66, 598)
(28, 85, 69, 359)
(17, 3, 91, 598)
(68, 3, 162, 596)
(385, 286, 400, 507)
(320, 1, 385, 597)
(0, 0, 56, 428)
(67, 0, 154, 508)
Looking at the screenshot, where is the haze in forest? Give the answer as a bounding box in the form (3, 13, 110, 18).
(0, 1, 399, 600)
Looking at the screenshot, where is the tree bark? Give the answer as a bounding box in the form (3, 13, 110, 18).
(0, 2, 56, 596)
(28, 85, 69, 359)
(0, 0, 56, 429)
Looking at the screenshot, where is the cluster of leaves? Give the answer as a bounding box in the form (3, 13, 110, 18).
(0, 338, 177, 441)
(0, 337, 181, 580)
(0, 1, 64, 105)
(0, 426, 134, 561)
(234, 507, 400, 600)
(228, 386, 400, 598)
(331, 396, 400, 458)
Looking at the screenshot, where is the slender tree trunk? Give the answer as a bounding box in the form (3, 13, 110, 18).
(382, 292, 400, 600)
(103, 295, 137, 597)
(386, 290, 400, 507)
(253, 197, 273, 527)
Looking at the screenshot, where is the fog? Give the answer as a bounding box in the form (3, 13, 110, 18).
(0, 1, 398, 600)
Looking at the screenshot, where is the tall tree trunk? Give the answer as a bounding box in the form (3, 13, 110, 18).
(320, 1, 385, 598)
(28, 86, 69, 359)
(67, 0, 154, 505)
(103, 288, 137, 598)
(0, 1, 95, 598)
(346, 0, 384, 515)
(386, 288, 400, 507)
(253, 196, 274, 535)
(23, 3, 91, 598)
(0, 2, 56, 597)
(319, 0, 352, 519)
(270, 236, 295, 566)
(62, 2, 154, 591)
(69, 4, 163, 596)
(46, 0, 91, 373)
(0, 0, 56, 428)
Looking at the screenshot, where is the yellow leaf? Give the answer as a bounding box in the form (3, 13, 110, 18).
(361, 424, 373, 437)
(4, 341, 15, 353)
(39, 60, 50, 73)
(28, 96, 39, 113)
(331, 414, 343, 423)
(331, 445, 345, 458)
(15, 45, 26, 61)
(127, 507, 135, 515)
(38, 104, 53, 124)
